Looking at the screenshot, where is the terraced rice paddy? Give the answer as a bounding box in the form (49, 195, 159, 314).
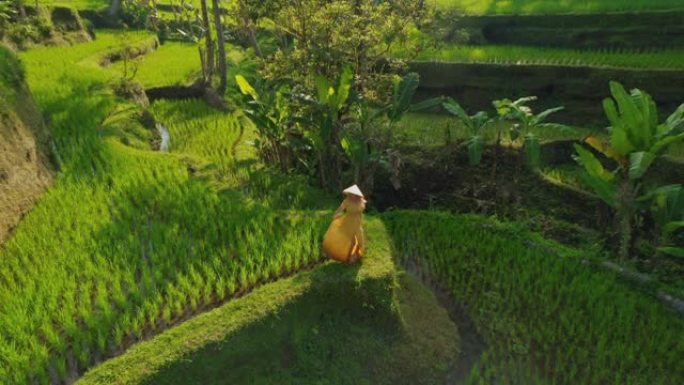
(3, 1, 684, 384)
(433, 0, 684, 14)
(383, 211, 684, 385)
(399, 44, 684, 70)
(0, 31, 329, 384)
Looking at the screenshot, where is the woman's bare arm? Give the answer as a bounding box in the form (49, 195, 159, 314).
(332, 201, 346, 219)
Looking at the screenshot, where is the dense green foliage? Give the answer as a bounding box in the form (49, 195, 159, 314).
(382, 210, 684, 385)
(0, 44, 25, 99)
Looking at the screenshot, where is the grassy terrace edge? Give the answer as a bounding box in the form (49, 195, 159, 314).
(76, 218, 397, 385)
(397, 46, 684, 71)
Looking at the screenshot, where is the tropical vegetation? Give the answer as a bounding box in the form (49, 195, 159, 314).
(0, 0, 682, 384)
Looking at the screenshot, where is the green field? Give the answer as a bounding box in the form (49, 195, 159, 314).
(1, 31, 330, 383)
(35, 0, 107, 9)
(2, 1, 684, 384)
(434, 0, 684, 14)
(107, 42, 201, 87)
(383, 211, 684, 385)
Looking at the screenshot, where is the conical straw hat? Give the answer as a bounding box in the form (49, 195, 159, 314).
(343, 184, 364, 198)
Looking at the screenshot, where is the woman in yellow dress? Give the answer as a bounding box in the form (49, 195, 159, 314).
(322, 185, 366, 264)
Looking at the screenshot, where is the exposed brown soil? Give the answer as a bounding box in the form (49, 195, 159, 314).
(0, 77, 55, 242)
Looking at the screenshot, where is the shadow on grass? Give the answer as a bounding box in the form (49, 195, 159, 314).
(137, 262, 404, 385)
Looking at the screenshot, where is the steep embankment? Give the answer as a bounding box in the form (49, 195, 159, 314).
(0, 45, 54, 242)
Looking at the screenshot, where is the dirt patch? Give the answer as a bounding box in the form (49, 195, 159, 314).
(373, 144, 604, 231)
(0, 48, 55, 242)
(146, 81, 230, 111)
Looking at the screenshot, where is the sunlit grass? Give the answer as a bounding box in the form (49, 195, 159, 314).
(1, 31, 328, 384)
(35, 0, 108, 9)
(105, 42, 202, 88)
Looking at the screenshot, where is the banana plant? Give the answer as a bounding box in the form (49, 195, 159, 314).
(573, 81, 684, 260)
(312, 64, 353, 150)
(442, 98, 494, 165)
(493, 96, 567, 169)
(341, 72, 441, 193)
(235, 74, 294, 170)
(373, 72, 443, 123)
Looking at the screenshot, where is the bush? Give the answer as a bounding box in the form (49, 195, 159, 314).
(0, 44, 25, 88)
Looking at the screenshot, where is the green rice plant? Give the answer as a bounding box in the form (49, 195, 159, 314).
(1, 30, 331, 382)
(382, 210, 684, 385)
(103, 41, 201, 87)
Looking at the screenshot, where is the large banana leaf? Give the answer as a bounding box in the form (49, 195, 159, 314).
(387, 72, 420, 122)
(409, 97, 443, 113)
(530, 106, 564, 126)
(235, 75, 259, 101)
(603, 96, 633, 156)
(467, 135, 483, 166)
(651, 131, 684, 155)
(471, 111, 492, 131)
(610, 82, 644, 149)
(628, 151, 656, 180)
(524, 134, 541, 169)
(333, 65, 353, 111)
(443, 98, 473, 130)
(584, 135, 626, 164)
(661, 103, 684, 136)
(658, 247, 684, 258)
(573, 144, 617, 206)
(315, 75, 331, 105)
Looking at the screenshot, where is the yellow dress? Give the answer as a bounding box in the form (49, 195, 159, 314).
(322, 198, 366, 264)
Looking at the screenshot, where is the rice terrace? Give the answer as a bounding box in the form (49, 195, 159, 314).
(1, 0, 683, 384)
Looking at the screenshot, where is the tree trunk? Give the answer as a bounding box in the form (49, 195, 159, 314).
(247, 27, 263, 58)
(108, 0, 122, 18)
(211, 0, 227, 94)
(200, 0, 214, 84)
(238, 0, 263, 58)
(617, 180, 636, 261)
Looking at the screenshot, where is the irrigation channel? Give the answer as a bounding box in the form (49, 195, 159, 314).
(156, 123, 170, 152)
(401, 258, 486, 385)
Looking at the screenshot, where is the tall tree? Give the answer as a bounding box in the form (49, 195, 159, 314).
(211, 0, 227, 94)
(199, 0, 214, 83)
